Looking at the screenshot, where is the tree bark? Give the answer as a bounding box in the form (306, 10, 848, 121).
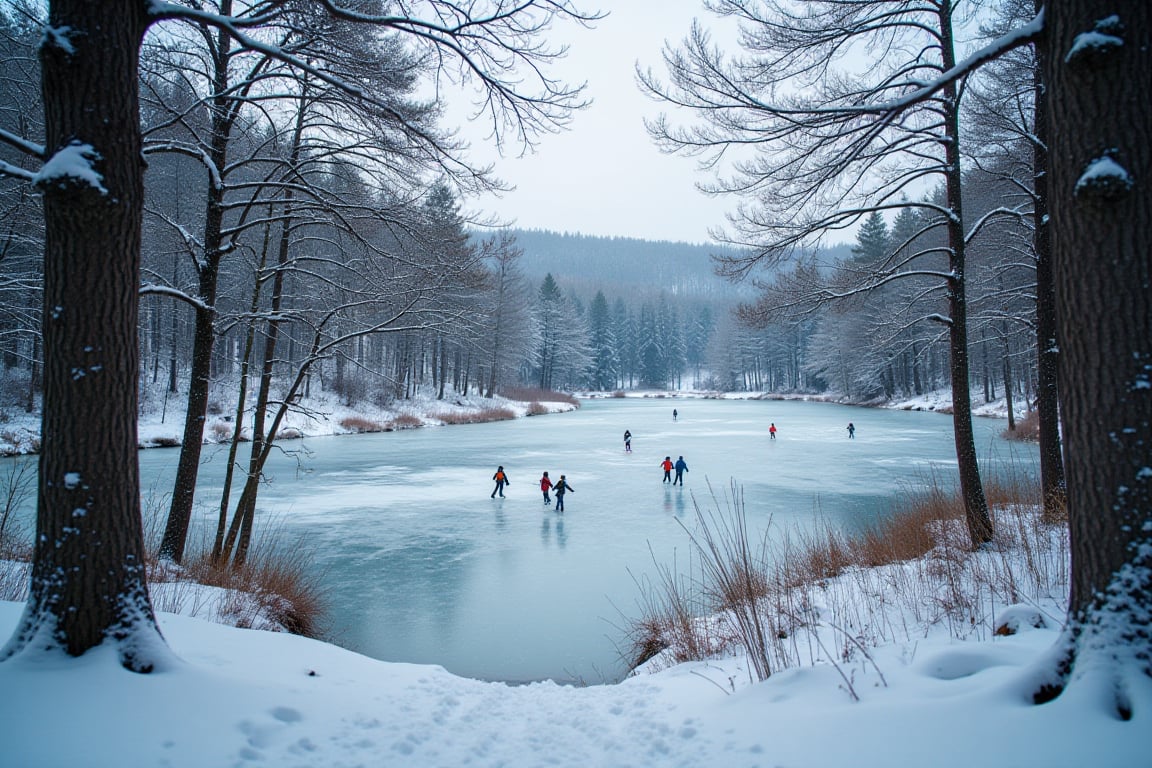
(1035, 0, 1152, 708)
(939, 3, 993, 547)
(1030, 14, 1068, 521)
(159, 6, 236, 563)
(3, 0, 166, 670)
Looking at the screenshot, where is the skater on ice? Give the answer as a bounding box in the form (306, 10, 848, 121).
(673, 456, 689, 486)
(553, 475, 574, 512)
(491, 466, 510, 498)
(624, 430, 632, 452)
(661, 456, 673, 483)
(539, 471, 553, 504)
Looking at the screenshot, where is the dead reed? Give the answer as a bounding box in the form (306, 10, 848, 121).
(1002, 410, 1040, 442)
(499, 387, 579, 406)
(627, 469, 1068, 684)
(434, 407, 517, 425)
(340, 416, 388, 433)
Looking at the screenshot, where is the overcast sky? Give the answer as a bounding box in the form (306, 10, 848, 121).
(460, 2, 733, 245)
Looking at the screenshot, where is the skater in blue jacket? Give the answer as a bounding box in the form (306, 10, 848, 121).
(553, 475, 574, 512)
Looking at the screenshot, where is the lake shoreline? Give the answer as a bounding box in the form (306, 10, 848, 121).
(0, 385, 1021, 457)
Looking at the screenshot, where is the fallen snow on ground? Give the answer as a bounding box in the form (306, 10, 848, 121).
(0, 523, 1145, 767)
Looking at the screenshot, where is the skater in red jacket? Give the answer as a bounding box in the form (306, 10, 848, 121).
(540, 471, 553, 505)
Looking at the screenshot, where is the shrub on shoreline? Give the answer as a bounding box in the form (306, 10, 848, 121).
(499, 387, 579, 407)
(626, 471, 1066, 683)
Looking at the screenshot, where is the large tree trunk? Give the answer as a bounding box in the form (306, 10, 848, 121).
(1030, 19, 1068, 521)
(940, 3, 993, 547)
(1033, 0, 1151, 710)
(2, 0, 166, 670)
(159, 12, 236, 563)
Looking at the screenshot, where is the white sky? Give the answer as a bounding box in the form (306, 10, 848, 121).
(459, 1, 734, 244)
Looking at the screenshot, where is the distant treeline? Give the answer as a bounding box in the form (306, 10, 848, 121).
(473, 228, 756, 300)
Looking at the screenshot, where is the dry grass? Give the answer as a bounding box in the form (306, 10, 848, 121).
(526, 402, 549, 416)
(611, 391, 626, 398)
(499, 387, 579, 406)
(164, 543, 327, 637)
(340, 416, 387, 433)
(387, 413, 423, 430)
(627, 469, 1068, 683)
(436, 407, 516, 425)
(1002, 410, 1040, 442)
(210, 421, 233, 442)
(0, 492, 327, 638)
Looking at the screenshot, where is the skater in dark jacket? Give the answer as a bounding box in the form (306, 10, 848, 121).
(553, 475, 574, 512)
(673, 456, 689, 486)
(624, 430, 632, 452)
(491, 466, 510, 498)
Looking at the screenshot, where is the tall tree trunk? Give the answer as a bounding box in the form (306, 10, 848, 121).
(159, 4, 237, 563)
(940, 2, 992, 546)
(1031, 12, 1067, 521)
(1033, 0, 1152, 709)
(1001, 333, 1016, 432)
(4, 0, 165, 669)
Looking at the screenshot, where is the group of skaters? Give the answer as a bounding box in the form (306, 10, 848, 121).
(489, 411, 857, 507)
(490, 467, 575, 511)
(660, 455, 689, 485)
(767, 421, 856, 439)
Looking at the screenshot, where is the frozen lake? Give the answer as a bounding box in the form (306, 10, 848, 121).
(7, 397, 1037, 683)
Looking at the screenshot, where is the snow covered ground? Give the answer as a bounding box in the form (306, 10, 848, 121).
(0, 512, 1145, 767)
(0, 387, 577, 456)
(7, 386, 1123, 768)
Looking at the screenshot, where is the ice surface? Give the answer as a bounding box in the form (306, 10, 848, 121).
(12, 398, 1037, 683)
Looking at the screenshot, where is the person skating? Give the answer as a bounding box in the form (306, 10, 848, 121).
(624, 430, 632, 453)
(491, 466, 510, 498)
(661, 456, 673, 483)
(540, 471, 553, 504)
(673, 455, 688, 486)
(553, 474, 574, 512)
(769, 423, 777, 440)
(673, 408, 678, 421)
(847, 422, 855, 439)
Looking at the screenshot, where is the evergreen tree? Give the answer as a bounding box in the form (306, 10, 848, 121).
(637, 301, 663, 388)
(852, 210, 889, 262)
(612, 297, 636, 389)
(535, 273, 564, 389)
(588, 291, 617, 390)
(685, 305, 714, 388)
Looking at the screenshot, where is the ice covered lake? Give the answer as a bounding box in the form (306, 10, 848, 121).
(8, 397, 1038, 683)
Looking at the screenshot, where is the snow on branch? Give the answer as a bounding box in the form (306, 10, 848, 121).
(1066, 16, 1125, 64)
(139, 283, 213, 312)
(33, 142, 106, 194)
(1075, 155, 1134, 200)
(882, 12, 1044, 110)
(0, 128, 45, 160)
(0, 160, 37, 182)
(147, 1, 598, 150)
(766, 10, 1046, 118)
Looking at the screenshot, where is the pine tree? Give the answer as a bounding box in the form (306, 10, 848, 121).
(588, 291, 618, 390)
